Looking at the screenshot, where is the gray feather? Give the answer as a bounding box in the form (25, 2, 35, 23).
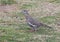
(21, 10, 52, 30)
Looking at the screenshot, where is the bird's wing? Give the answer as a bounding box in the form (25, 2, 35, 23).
(27, 17, 40, 26)
(28, 18, 52, 28)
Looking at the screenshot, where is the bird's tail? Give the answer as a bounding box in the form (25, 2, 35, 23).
(41, 23, 52, 28)
(44, 25, 52, 28)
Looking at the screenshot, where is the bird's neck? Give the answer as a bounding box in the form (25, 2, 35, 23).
(25, 14, 32, 19)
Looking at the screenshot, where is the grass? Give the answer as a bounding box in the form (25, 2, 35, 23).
(21, 3, 37, 9)
(0, 0, 16, 5)
(0, 16, 59, 42)
(0, 25, 59, 42)
(40, 16, 56, 24)
(0, 0, 60, 42)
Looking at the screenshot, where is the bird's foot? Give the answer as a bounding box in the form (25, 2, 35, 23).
(29, 30, 35, 32)
(26, 30, 35, 32)
(28, 29, 38, 32)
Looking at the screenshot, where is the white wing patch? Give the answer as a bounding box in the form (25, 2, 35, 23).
(28, 22, 36, 27)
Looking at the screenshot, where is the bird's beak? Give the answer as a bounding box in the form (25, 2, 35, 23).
(20, 11, 24, 14)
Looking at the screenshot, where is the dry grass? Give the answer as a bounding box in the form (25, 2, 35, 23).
(0, 0, 60, 42)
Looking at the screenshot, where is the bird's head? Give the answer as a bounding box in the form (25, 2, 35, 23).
(21, 10, 29, 15)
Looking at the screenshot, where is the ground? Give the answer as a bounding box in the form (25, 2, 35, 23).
(0, 0, 60, 42)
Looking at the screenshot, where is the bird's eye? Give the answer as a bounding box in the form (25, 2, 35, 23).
(23, 10, 28, 12)
(24, 10, 26, 12)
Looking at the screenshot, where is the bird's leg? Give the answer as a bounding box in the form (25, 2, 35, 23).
(34, 28, 38, 31)
(28, 27, 35, 32)
(29, 29, 35, 32)
(29, 27, 37, 32)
